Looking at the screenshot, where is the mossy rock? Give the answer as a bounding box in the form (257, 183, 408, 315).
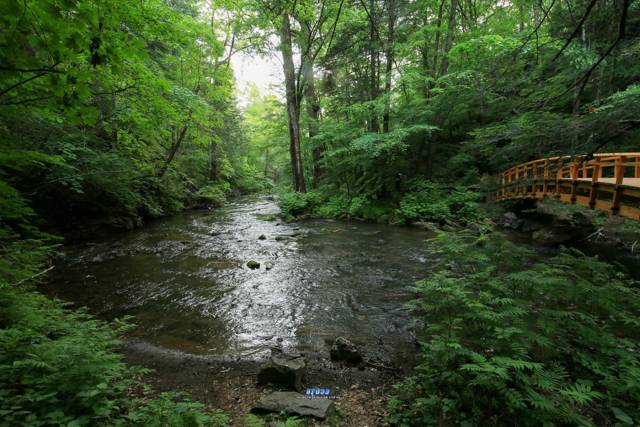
(246, 260, 260, 269)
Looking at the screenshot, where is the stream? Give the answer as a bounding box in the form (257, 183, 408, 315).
(45, 196, 432, 366)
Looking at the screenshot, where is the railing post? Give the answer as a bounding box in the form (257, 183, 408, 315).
(542, 160, 549, 197)
(589, 158, 600, 209)
(570, 158, 579, 204)
(612, 155, 626, 215)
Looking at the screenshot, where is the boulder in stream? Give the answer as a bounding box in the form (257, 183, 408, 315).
(258, 234, 267, 240)
(500, 212, 524, 230)
(246, 260, 260, 269)
(252, 391, 335, 419)
(257, 355, 306, 391)
(330, 337, 362, 364)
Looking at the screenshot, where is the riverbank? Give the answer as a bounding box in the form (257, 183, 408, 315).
(493, 198, 640, 275)
(121, 339, 402, 426)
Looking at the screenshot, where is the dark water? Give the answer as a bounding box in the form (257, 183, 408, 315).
(45, 196, 432, 364)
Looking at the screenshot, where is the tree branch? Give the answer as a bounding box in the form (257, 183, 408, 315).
(550, 0, 598, 63)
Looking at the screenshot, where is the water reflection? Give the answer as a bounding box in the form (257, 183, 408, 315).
(45, 196, 432, 363)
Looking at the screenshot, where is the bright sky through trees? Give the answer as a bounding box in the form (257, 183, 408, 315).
(231, 50, 282, 108)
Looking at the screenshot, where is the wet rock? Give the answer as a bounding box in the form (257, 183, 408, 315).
(252, 391, 334, 419)
(265, 262, 274, 271)
(275, 235, 288, 241)
(209, 230, 221, 236)
(257, 355, 306, 391)
(330, 337, 362, 364)
(500, 212, 524, 230)
(246, 260, 260, 269)
(258, 234, 267, 240)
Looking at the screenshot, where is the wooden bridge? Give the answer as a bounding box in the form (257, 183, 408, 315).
(491, 153, 640, 221)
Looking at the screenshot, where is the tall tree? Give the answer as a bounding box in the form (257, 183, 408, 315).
(383, 0, 397, 133)
(279, 12, 307, 192)
(439, 0, 459, 76)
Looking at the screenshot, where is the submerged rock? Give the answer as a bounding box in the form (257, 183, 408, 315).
(246, 260, 260, 269)
(252, 391, 335, 419)
(257, 355, 306, 391)
(500, 212, 524, 230)
(330, 337, 362, 364)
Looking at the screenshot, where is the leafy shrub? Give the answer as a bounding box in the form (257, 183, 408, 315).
(394, 181, 481, 224)
(389, 230, 640, 426)
(278, 190, 325, 220)
(194, 182, 230, 207)
(0, 282, 228, 426)
(316, 194, 351, 218)
(281, 190, 393, 222)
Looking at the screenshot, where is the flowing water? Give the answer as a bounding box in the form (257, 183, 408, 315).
(45, 196, 432, 365)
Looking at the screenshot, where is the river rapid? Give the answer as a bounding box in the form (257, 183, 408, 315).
(45, 196, 432, 367)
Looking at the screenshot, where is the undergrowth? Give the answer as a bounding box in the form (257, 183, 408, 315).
(277, 180, 481, 225)
(390, 229, 640, 426)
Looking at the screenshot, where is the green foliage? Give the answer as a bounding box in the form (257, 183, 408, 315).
(243, 413, 266, 427)
(243, 413, 303, 427)
(278, 189, 395, 223)
(195, 183, 230, 208)
(0, 281, 228, 426)
(126, 392, 229, 427)
(390, 230, 640, 426)
(394, 181, 482, 224)
(278, 190, 325, 221)
(0, 0, 267, 234)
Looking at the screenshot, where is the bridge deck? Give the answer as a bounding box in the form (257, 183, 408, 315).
(492, 153, 640, 221)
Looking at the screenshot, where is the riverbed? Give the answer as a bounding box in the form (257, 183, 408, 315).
(45, 195, 432, 367)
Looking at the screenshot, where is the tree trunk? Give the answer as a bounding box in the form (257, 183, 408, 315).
(439, 0, 458, 77)
(432, 0, 446, 79)
(383, 0, 396, 133)
(303, 53, 323, 186)
(280, 13, 306, 193)
(368, 0, 379, 133)
(158, 122, 189, 178)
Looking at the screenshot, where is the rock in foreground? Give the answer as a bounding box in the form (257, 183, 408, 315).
(252, 391, 335, 419)
(257, 355, 306, 391)
(330, 336, 362, 364)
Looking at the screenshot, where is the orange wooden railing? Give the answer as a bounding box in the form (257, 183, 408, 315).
(491, 153, 640, 221)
